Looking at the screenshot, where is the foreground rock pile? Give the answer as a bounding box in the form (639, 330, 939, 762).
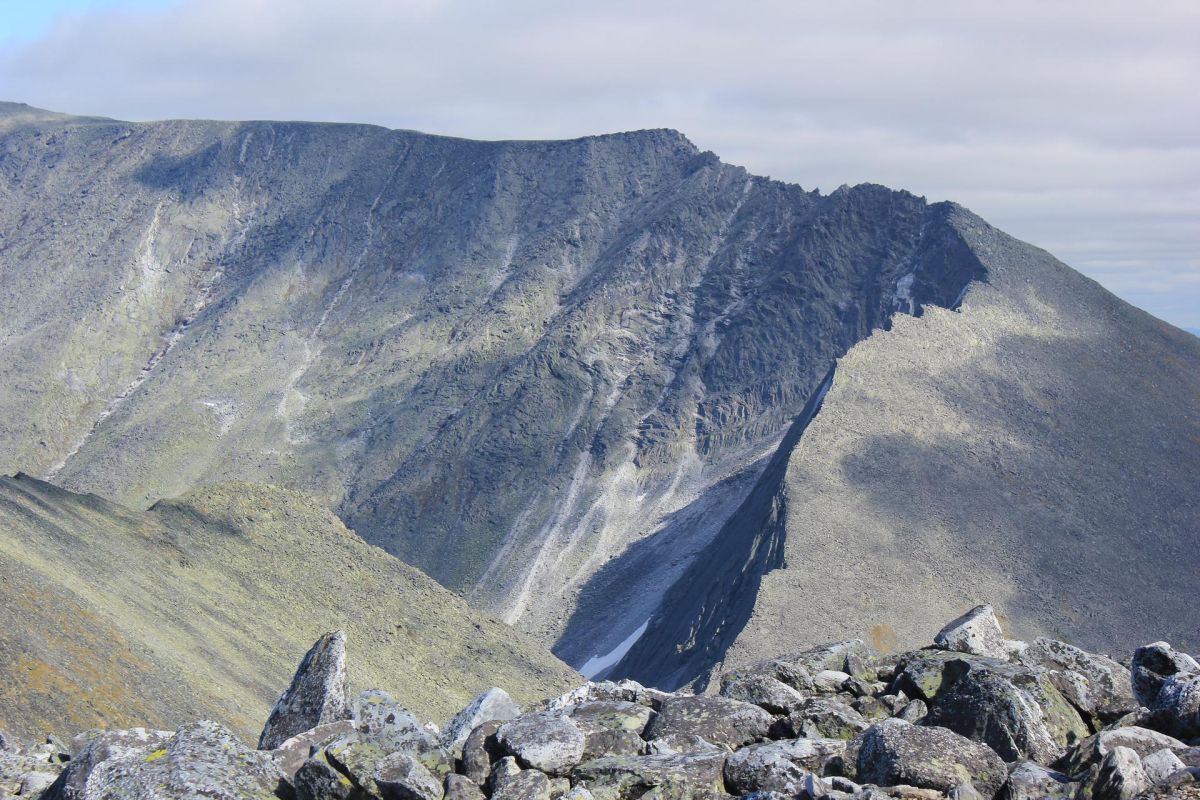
(4, 606, 1199, 799)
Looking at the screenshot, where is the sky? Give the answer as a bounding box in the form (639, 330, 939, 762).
(0, 0, 1196, 329)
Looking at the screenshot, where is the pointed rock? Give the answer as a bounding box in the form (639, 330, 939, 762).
(934, 605, 1024, 660)
(259, 631, 351, 750)
(441, 688, 521, 749)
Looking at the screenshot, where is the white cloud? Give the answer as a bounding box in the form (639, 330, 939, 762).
(0, 0, 1196, 326)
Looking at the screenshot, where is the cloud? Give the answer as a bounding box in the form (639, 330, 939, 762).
(0, 0, 1196, 326)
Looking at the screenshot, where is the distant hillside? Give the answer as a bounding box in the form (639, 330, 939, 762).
(0, 475, 578, 740)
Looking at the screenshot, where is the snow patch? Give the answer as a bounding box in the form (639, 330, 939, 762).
(579, 617, 651, 679)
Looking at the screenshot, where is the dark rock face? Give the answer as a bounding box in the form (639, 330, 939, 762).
(850, 719, 1008, 797)
(259, 630, 352, 750)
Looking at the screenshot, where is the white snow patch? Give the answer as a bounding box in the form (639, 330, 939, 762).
(579, 617, 651, 679)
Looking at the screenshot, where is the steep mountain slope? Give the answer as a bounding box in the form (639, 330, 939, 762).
(0, 474, 577, 741)
(0, 103, 982, 659)
(612, 208, 1200, 688)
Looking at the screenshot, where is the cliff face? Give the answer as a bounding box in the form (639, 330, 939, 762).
(0, 104, 982, 659)
(614, 208, 1200, 688)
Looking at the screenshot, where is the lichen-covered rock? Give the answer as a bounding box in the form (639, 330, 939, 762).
(445, 773, 487, 800)
(1089, 745, 1149, 800)
(43, 727, 175, 800)
(998, 761, 1076, 800)
(546, 681, 671, 712)
(490, 757, 551, 800)
(1055, 727, 1187, 778)
(272, 720, 356, 783)
(570, 751, 727, 800)
(643, 696, 772, 752)
(890, 650, 971, 703)
(441, 689, 522, 750)
(569, 702, 653, 759)
(375, 751, 445, 800)
(1145, 750, 1190, 785)
(82, 721, 286, 800)
(259, 631, 351, 750)
(1151, 673, 1200, 739)
(771, 697, 870, 741)
(0, 736, 67, 798)
(923, 657, 1090, 763)
(720, 659, 815, 695)
(294, 750, 357, 800)
(1132, 644, 1200, 707)
(719, 674, 806, 714)
(812, 670, 852, 695)
(850, 719, 1008, 797)
(934, 605, 1024, 660)
(895, 700, 927, 724)
(497, 711, 586, 776)
(1019, 638, 1138, 724)
(722, 738, 845, 794)
(350, 690, 451, 777)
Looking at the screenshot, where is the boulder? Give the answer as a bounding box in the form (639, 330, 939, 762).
(546, 681, 671, 712)
(445, 774, 487, 800)
(813, 670, 852, 695)
(82, 720, 286, 800)
(1055, 727, 1187, 778)
(490, 758, 551, 800)
(441, 689, 522, 750)
(923, 657, 1090, 763)
(271, 720, 356, 783)
(1144, 749, 1189, 785)
(259, 631, 351, 750)
(43, 727, 175, 800)
(934, 605, 1024, 660)
(998, 761, 1076, 800)
(850, 719, 1008, 797)
(1132, 643, 1200, 707)
(890, 650, 972, 703)
(771, 697, 870, 741)
(1019, 638, 1138, 724)
(720, 659, 815, 695)
(568, 701, 653, 759)
(723, 738, 845, 794)
(350, 690, 451, 776)
(895, 700, 927, 724)
(1089, 745, 1149, 800)
(461, 721, 504, 785)
(374, 751, 444, 800)
(643, 695, 773, 752)
(1152, 673, 1200, 739)
(294, 750, 358, 800)
(719, 674, 807, 714)
(570, 751, 726, 800)
(496, 711, 586, 776)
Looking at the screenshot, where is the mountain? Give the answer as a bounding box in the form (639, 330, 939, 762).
(0, 474, 577, 741)
(0, 103, 1196, 688)
(613, 210, 1200, 688)
(1186, 327, 1200, 337)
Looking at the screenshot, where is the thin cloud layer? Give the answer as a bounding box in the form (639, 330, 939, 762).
(1, 0, 1196, 326)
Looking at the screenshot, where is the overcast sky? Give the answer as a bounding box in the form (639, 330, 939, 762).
(1, 0, 1196, 329)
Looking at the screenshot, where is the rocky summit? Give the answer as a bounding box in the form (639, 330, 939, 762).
(3, 103, 1196, 688)
(4, 605, 1199, 800)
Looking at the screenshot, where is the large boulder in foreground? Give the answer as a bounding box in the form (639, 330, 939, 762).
(1019, 638, 1138, 724)
(923, 657, 1090, 763)
(258, 631, 351, 750)
(496, 711, 586, 776)
(571, 751, 727, 800)
(850, 718, 1008, 797)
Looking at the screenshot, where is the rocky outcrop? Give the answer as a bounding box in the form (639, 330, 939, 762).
(258, 630, 351, 749)
(16, 609, 1200, 800)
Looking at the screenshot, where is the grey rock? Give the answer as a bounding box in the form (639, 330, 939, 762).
(1144, 749, 1189, 785)
(350, 690, 451, 776)
(813, 671, 853, 695)
(374, 751, 444, 800)
(271, 720, 357, 783)
(1019, 638, 1137, 724)
(946, 784, 985, 800)
(1132, 644, 1200, 708)
(442, 688, 522, 749)
(643, 695, 773, 752)
(84, 720, 286, 800)
(1090, 745, 1148, 800)
(461, 721, 504, 785)
(774, 698, 871, 741)
(43, 727, 174, 800)
(852, 696, 892, 722)
(923, 657, 1090, 763)
(445, 774, 486, 800)
(1151, 673, 1200, 739)
(721, 659, 815, 695)
(998, 761, 1075, 800)
(1055, 727, 1187, 778)
(568, 701, 653, 759)
(850, 719, 1008, 797)
(490, 758, 551, 800)
(719, 673, 808, 714)
(723, 738, 845, 793)
(260, 630, 351, 750)
(894, 700, 927, 724)
(497, 711, 586, 776)
(890, 651, 970, 703)
(934, 605, 1023, 660)
(570, 751, 727, 800)
(294, 751, 358, 800)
